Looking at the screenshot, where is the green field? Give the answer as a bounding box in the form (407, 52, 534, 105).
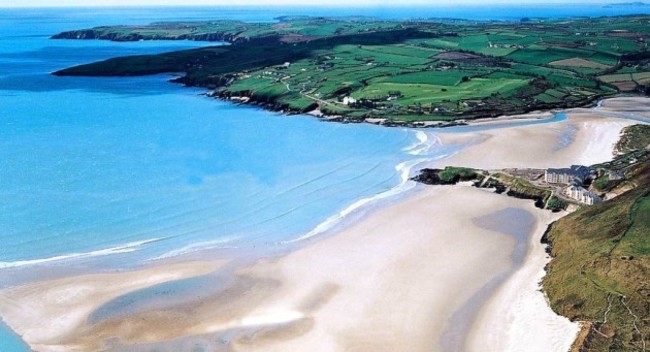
(374, 70, 471, 85)
(53, 15, 650, 122)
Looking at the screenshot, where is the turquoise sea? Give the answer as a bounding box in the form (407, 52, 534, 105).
(0, 5, 647, 351)
(0, 10, 430, 270)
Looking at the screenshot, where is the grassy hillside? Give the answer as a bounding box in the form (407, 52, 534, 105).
(543, 134, 650, 351)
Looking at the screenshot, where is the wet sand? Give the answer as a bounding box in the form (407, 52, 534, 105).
(0, 186, 553, 352)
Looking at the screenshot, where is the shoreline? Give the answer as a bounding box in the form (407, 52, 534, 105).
(205, 82, 640, 129)
(0, 186, 557, 352)
(0, 100, 644, 351)
(210, 84, 648, 132)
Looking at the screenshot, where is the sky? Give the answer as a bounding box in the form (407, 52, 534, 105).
(0, 0, 623, 8)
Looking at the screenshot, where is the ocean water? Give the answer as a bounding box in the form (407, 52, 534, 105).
(0, 22, 425, 269)
(0, 5, 640, 350)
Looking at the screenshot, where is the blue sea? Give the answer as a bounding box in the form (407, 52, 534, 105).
(0, 4, 647, 351)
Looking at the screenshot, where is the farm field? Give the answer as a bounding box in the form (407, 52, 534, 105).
(54, 15, 650, 122)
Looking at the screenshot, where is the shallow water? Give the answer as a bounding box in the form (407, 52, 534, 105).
(0, 320, 30, 352)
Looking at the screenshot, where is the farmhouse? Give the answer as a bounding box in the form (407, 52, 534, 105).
(564, 184, 602, 205)
(544, 165, 591, 185)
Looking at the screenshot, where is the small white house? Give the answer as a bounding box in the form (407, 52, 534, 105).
(343, 96, 357, 105)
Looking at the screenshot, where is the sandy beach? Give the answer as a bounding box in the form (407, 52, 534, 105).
(433, 111, 636, 169)
(0, 186, 565, 352)
(0, 99, 643, 351)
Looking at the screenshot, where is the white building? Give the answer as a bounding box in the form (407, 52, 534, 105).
(545, 165, 590, 185)
(564, 185, 602, 205)
(343, 96, 357, 105)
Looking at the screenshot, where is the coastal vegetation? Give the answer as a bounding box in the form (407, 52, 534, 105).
(52, 16, 650, 123)
(496, 174, 553, 209)
(412, 166, 482, 184)
(615, 124, 650, 153)
(543, 126, 650, 352)
(412, 167, 562, 210)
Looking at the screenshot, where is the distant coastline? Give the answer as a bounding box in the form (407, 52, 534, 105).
(51, 15, 650, 127)
(604, 2, 650, 8)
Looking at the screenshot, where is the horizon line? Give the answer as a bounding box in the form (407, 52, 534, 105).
(0, 2, 624, 9)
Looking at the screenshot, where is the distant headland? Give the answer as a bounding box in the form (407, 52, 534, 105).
(604, 2, 650, 8)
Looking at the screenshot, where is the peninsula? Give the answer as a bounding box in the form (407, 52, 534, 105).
(53, 16, 650, 124)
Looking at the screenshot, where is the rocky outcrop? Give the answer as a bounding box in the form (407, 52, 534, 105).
(411, 167, 483, 185)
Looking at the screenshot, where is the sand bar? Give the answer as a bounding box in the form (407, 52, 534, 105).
(433, 111, 637, 169)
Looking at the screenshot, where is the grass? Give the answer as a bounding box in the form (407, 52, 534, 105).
(411, 166, 482, 185)
(374, 70, 470, 86)
(353, 78, 527, 105)
(547, 196, 568, 212)
(592, 175, 612, 192)
(438, 167, 479, 183)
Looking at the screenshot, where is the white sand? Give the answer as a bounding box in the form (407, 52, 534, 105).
(597, 96, 650, 120)
(436, 109, 639, 351)
(466, 208, 577, 352)
(232, 186, 524, 352)
(434, 111, 636, 169)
